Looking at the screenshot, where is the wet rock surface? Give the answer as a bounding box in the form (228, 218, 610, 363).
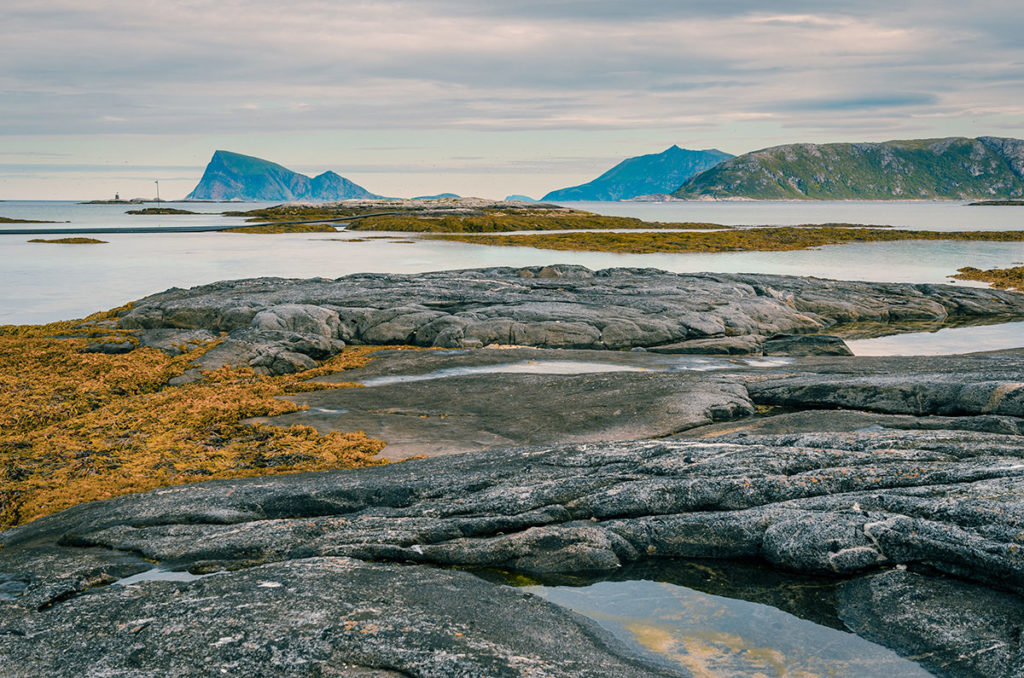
(6, 269, 1024, 676)
(1, 556, 676, 678)
(271, 347, 759, 459)
(837, 569, 1024, 678)
(268, 346, 1024, 460)
(4, 420, 1024, 674)
(114, 265, 1024, 373)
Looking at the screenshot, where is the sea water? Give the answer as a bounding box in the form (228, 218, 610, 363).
(2, 201, 1023, 332)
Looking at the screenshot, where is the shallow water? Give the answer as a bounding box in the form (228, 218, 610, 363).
(113, 567, 211, 586)
(848, 320, 1024, 356)
(0, 199, 276, 230)
(562, 199, 1024, 232)
(519, 561, 933, 678)
(3, 200, 1024, 326)
(357, 356, 792, 386)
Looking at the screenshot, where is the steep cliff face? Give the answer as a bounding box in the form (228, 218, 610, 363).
(543, 146, 733, 201)
(185, 151, 382, 201)
(673, 137, 1024, 200)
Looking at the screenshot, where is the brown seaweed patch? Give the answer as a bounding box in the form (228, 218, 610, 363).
(126, 208, 197, 215)
(223, 223, 338, 234)
(430, 226, 1024, 254)
(952, 265, 1024, 292)
(0, 316, 388, 529)
(28, 238, 107, 244)
(1, 216, 58, 224)
(351, 213, 726, 233)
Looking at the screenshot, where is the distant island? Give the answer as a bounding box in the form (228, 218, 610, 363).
(0, 216, 58, 224)
(673, 136, 1024, 200)
(542, 145, 733, 201)
(185, 150, 383, 202)
(412, 193, 460, 200)
(504, 194, 536, 202)
(126, 207, 198, 215)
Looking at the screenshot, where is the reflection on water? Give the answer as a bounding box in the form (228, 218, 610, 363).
(847, 320, 1024, 356)
(358, 357, 792, 386)
(0, 200, 277, 230)
(513, 560, 932, 678)
(113, 567, 212, 586)
(3, 200, 1024, 325)
(562, 199, 1024, 232)
(360, 360, 648, 386)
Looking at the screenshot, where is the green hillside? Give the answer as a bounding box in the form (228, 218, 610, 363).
(543, 146, 732, 201)
(673, 136, 1024, 200)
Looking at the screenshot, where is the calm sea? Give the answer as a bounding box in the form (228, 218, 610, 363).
(2, 200, 1023, 352)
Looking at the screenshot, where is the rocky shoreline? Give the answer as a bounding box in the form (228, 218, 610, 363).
(3, 267, 1024, 676)
(112, 265, 1024, 375)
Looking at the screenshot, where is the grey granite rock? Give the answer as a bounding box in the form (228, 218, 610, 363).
(646, 335, 765, 355)
(0, 556, 677, 678)
(9, 269, 1024, 675)
(762, 333, 853, 356)
(113, 267, 1024, 371)
(747, 353, 1024, 418)
(837, 569, 1024, 678)
(272, 347, 756, 459)
(3, 427, 1024, 674)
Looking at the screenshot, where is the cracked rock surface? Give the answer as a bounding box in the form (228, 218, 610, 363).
(5, 269, 1024, 676)
(115, 265, 1024, 373)
(3, 424, 1024, 676)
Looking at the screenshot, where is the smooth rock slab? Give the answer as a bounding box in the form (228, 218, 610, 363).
(837, 569, 1024, 678)
(272, 348, 755, 459)
(0, 556, 678, 678)
(4, 430, 1024, 675)
(114, 266, 1024, 373)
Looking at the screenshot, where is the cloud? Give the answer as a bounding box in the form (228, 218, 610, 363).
(2, 0, 1023, 197)
(779, 93, 940, 112)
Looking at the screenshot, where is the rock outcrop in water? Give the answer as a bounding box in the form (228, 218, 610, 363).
(3, 346, 1024, 676)
(185, 150, 383, 202)
(116, 265, 1024, 374)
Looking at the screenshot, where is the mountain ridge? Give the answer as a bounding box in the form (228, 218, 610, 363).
(672, 136, 1024, 200)
(542, 145, 733, 201)
(185, 151, 382, 202)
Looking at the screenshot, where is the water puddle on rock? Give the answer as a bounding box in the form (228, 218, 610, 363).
(0, 576, 28, 600)
(847, 320, 1024, 356)
(304, 406, 350, 415)
(113, 568, 213, 586)
(504, 561, 933, 677)
(359, 357, 792, 387)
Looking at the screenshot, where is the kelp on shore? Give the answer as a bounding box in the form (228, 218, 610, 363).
(0, 313, 387, 530)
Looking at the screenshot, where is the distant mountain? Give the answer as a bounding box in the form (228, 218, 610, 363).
(412, 193, 460, 200)
(504, 194, 537, 202)
(542, 146, 733, 201)
(185, 151, 382, 201)
(673, 136, 1024, 200)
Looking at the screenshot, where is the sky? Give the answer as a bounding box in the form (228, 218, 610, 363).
(2, 1, 1023, 200)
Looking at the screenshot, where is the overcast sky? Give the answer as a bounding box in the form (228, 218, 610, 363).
(2, 0, 1022, 199)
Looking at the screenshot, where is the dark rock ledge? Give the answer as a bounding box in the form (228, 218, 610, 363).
(5, 268, 1024, 676)
(3, 425, 1024, 676)
(109, 265, 1024, 373)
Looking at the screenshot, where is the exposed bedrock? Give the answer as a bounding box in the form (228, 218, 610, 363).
(264, 347, 1024, 458)
(0, 556, 677, 678)
(113, 266, 1024, 373)
(3, 430, 1024, 676)
(745, 352, 1024, 418)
